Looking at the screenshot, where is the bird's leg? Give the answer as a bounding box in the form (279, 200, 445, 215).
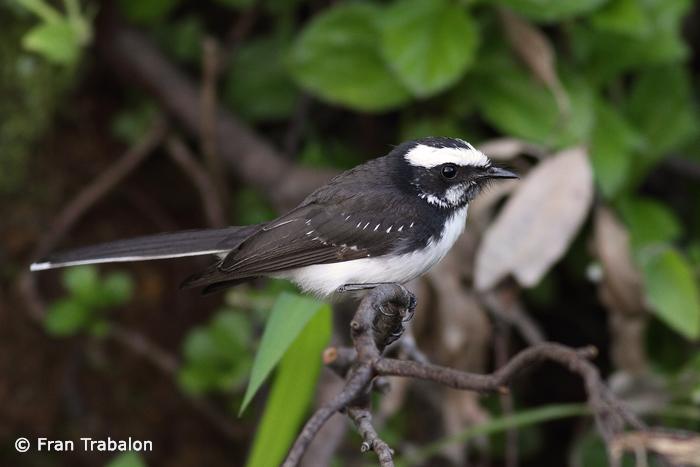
(336, 282, 397, 293)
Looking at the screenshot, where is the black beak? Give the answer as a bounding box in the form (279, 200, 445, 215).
(485, 166, 518, 179)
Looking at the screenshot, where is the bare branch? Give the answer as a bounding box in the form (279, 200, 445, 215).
(347, 403, 395, 467)
(284, 284, 648, 467)
(166, 134, 226, 228)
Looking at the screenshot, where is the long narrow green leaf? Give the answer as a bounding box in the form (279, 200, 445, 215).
(397, 404, 589, 466)
(240, 292, 329, 413)
(245, 306, 332, 467)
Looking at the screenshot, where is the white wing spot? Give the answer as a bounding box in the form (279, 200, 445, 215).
(386, 226, 392, 233)
(345, 215, 351, 221)
(364, 222, 370, 230)
(356, 222, 362, 228)
(409, 222, 415, 228)
(398, 225, 404, 232)
(305, 219, 311, 225)
(306, 230, 314, 235)
(374, 224, 380, 231)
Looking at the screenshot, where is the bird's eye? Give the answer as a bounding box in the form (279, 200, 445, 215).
(441, 164, 457, 179)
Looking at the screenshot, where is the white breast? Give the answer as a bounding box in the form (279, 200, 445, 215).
(276, 206, 468, 297)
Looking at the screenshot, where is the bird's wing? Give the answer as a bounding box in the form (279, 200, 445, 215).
(181, 194, 419, 289)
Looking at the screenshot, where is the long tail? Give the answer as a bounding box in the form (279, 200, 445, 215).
(30, 225, 261, 271)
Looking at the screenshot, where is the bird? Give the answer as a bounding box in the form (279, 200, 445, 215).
(31, 137, 517, 297)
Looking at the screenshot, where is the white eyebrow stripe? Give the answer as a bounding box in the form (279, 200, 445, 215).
(404, 144, 489, 168)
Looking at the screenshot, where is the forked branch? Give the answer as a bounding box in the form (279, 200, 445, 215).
(283, 284, 646, 467)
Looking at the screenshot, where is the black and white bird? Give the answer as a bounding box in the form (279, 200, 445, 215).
(31, 137, 517, 297)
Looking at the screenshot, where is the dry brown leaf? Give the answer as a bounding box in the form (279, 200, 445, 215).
(593, 206, 645, 314)
(611, 430, 700, 466)
(499, 8, 570, 117)
(475, 147, 593, 290)
(477, 137, 546, 161)
(593, 206, 648, 373)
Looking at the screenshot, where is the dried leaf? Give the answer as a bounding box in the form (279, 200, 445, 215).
(593, 206, 645, 314)
(477, 137, 546, 161)
(475, 147, 593, 290)
(499, 8, 570, 116)
(611, 430, 700, 466)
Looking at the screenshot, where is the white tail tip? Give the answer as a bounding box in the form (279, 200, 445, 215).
(30, 262, 52, 271)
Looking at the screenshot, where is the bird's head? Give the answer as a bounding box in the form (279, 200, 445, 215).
(394, 137, 517, 209)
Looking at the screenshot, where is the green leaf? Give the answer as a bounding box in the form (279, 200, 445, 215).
(493, 0, 607, 22)
(467, 60, 594, 149)
(570, 0, 691, 84)
(154, 16, 205, 64)
(16, 0, 63, 24)
(44, 299, 90, 336)
(111, 104, 158, 144)
(617, 198, 682, 252)
(245, 306, 331, 467)
(179, 311, 252, 394)
(288, 3, 410, 112)
(642, 248, 700, 340)
(22, 22, 80, 65)
(625, 65, 698, 159)
(213, 0, 256, 8)
(240, 292, 330, 413)
(589, 100, 642, 198)
(590, 0, 651, 37)
(400, 116, 463, 142)
(105, 452, 147, 467)
(63, 266, 99, 300)
(118, 0, 180, 23)
(224, 37, 299, 122)
(380, 0, 478, 97)
(570, 431, 636, 467)
(100, 272, 134, 307)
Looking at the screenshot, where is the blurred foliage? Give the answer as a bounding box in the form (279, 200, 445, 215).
(0, 6, 75, 194)
(12, 0, 700, 464)
(44, 266, 133, 337)
(178, 309, 254, 395)
(105, 453, 147, 467)
(17, 0, 92, 65)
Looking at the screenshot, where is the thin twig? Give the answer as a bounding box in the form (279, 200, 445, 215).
(34, 118, 168, 261)
(284, 285, 647, 467)
(109, 324, 244, 439)
(494, 320, 518, 467)
(19, 119, 167, 322)
(283, 365, 374, 467)
(97, 14, 336, 210)
(166, 134, 226, 227)
(481, 290, 545, 345)
(16, 119, 240, 440)
(200, 37, 228, 216)
(347, 403, 395, 467)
